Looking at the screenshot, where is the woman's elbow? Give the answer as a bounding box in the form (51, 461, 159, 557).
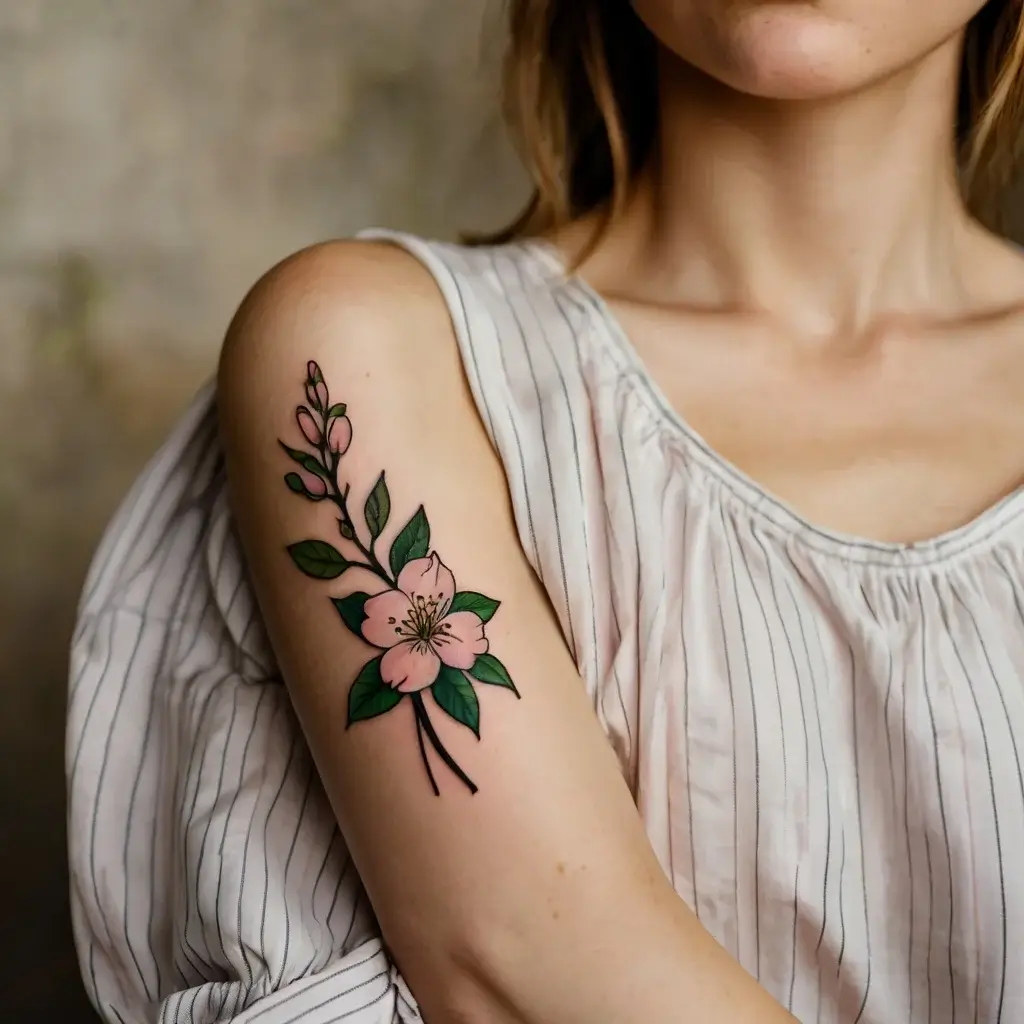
(390, 892, 651, 1024)
(386, 920, 530, 1024)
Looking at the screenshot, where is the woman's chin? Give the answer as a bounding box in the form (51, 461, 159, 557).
(696, 7, 872, 101)
(642, 0, 979, 104)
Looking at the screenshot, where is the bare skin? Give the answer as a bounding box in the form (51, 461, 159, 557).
(565, 0, 1024, 545)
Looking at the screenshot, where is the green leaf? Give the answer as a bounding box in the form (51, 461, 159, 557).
(448, 591, 500, 623)
(279, 441, 328, 480)
(332, 592, 370, 639)
(326, 402, 347, 418)
(469, 653, 520, 698)
(287, 540, 349, 580)
(364, 472, 391, 540)
(338, 520, 355, 540)
(347, 656, 403, 725)
(389, 506, 430, 578)
(431, 665, 480, 737)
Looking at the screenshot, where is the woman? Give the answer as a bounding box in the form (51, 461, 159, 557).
(68, 1, 1024, 1021)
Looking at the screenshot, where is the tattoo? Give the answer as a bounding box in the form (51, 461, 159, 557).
(279, 360, 520, 796)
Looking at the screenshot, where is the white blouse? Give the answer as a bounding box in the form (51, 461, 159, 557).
(67, 230, 1024, 1023)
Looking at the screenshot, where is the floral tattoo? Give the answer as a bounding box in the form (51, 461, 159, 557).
(280, 361, 519, 796)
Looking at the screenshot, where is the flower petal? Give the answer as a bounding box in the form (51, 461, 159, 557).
(361, 589, 414, 649)
(296, 406, 321, 446)
(300, 470, 327, 497)
(397, 552, 455, 614)
(381, 640, 441, 693)
(329, 415, 352, 456)
(433, 611, 488, 669)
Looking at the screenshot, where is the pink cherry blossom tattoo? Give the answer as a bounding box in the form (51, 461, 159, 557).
(280, 360, 519, 795)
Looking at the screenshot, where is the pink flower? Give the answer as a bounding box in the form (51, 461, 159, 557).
(328, 414, 352, 456)
(362, 553, 488, 692)
(296, 406, 321, 446)
(307, 360, 321, 382)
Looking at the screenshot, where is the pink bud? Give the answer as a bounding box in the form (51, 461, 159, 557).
(302, 471, 327, 498)
(328, 415, 352, 456)
(307, 360, 321, 383)
(296, 406, 321, 446)
(315, 381, 329, 409)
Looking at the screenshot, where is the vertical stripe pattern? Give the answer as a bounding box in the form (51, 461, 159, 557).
(68, 232, 1024, 1023)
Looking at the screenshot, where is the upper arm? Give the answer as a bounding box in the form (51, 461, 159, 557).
(216, 242, 778, 1024)
(217, 241, 667, 1015)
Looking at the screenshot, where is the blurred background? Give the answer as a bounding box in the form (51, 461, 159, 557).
(0, 2, 524, 1019)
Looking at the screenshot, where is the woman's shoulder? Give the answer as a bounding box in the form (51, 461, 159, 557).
(217, 234, 507, 525)
(218, 237, 482, 454)
(226, 236, 452, 364)
(221, 232, 550, 377)
(218, 230, 585, 447)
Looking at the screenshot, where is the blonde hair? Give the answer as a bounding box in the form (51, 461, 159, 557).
(485, 0, 1024, 248)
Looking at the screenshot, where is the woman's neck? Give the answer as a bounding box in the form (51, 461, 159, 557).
(591, 34, 1001, 338)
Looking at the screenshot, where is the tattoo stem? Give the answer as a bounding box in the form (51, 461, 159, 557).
(322, 448, 393, 586)
(414, 712, 441, 797)
(411, 694, 478, 795)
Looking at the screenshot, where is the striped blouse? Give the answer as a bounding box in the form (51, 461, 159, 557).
(67, 230, 1024, 1023)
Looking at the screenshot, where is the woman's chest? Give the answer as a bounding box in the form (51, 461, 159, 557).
(619, 314, 1024, 547)
(601, 518, 1024, 1019)
(638, 547, 1024, 848)
(612, 509, 1024, 842)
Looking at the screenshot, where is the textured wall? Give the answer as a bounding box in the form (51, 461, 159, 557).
(0, 2, 524, 1019)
